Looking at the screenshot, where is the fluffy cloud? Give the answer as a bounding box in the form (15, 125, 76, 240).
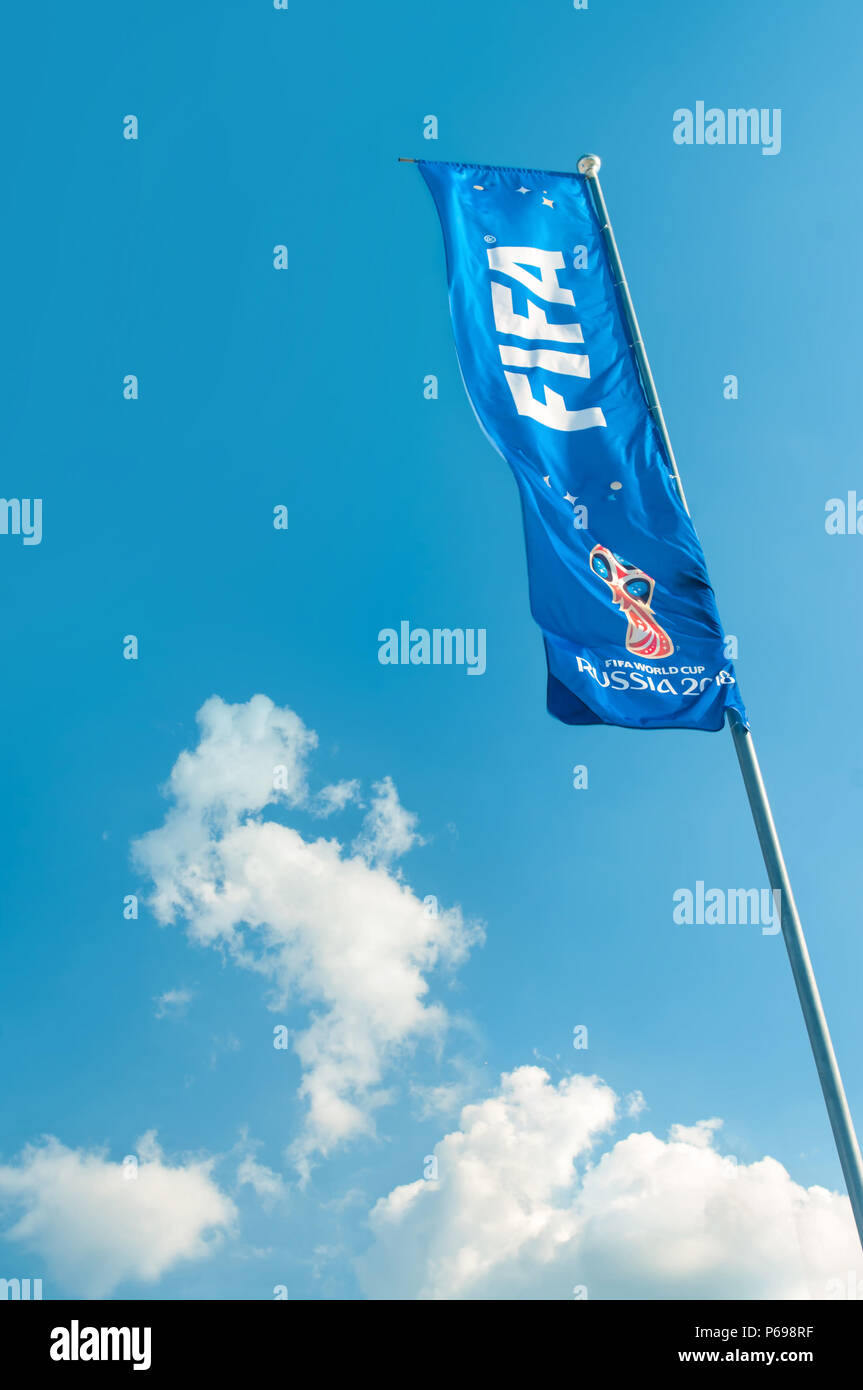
(358, 1067, 861, 1301)
(624, 1089, 647, 1118)
(154, 986, 194, 1019)
(0, 1133, 236, 1297)
(312, 779, 361, 818)
(236, 1155, 287, 1208)
(352, 777, 423, 864)
(133, 695, 482, 1178)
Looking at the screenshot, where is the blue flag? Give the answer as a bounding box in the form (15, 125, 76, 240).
(418, 159, 746, 732)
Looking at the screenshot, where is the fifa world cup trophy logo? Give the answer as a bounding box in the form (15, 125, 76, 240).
(589, 544, 674, 659)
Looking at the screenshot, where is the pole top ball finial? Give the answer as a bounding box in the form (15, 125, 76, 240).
(577, 154, 601, 177)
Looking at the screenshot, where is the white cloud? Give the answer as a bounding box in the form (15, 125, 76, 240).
(668, 1116, 722, 1148)
(358, 1067, 861, 1301)
(312, 779, 361, 818)
(352, 776, 423, 864)
(154, 987, 194, 1019)
(410, 1056, 486, 1121)
(133, 696, 483, 1179)
(624, 1089, 647, 1118)
(0, 1133, 236, 1297)
(236, 1155, 287, 1208)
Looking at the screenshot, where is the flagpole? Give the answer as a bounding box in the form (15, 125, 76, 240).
(577, 152, 863, 1251)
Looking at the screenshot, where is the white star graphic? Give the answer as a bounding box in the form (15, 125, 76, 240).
(543, 475, 551, 486)
(517, 186, 530, 195)
(542, 196, 554, 208)
(564, 492, 578, 505)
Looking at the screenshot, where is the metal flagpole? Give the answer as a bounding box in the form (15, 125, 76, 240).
(577, 152, 863, 1251)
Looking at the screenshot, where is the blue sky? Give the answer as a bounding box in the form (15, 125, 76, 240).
(1, 0, 862, 1300)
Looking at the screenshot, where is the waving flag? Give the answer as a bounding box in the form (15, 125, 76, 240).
(417, 159, 745, 732)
